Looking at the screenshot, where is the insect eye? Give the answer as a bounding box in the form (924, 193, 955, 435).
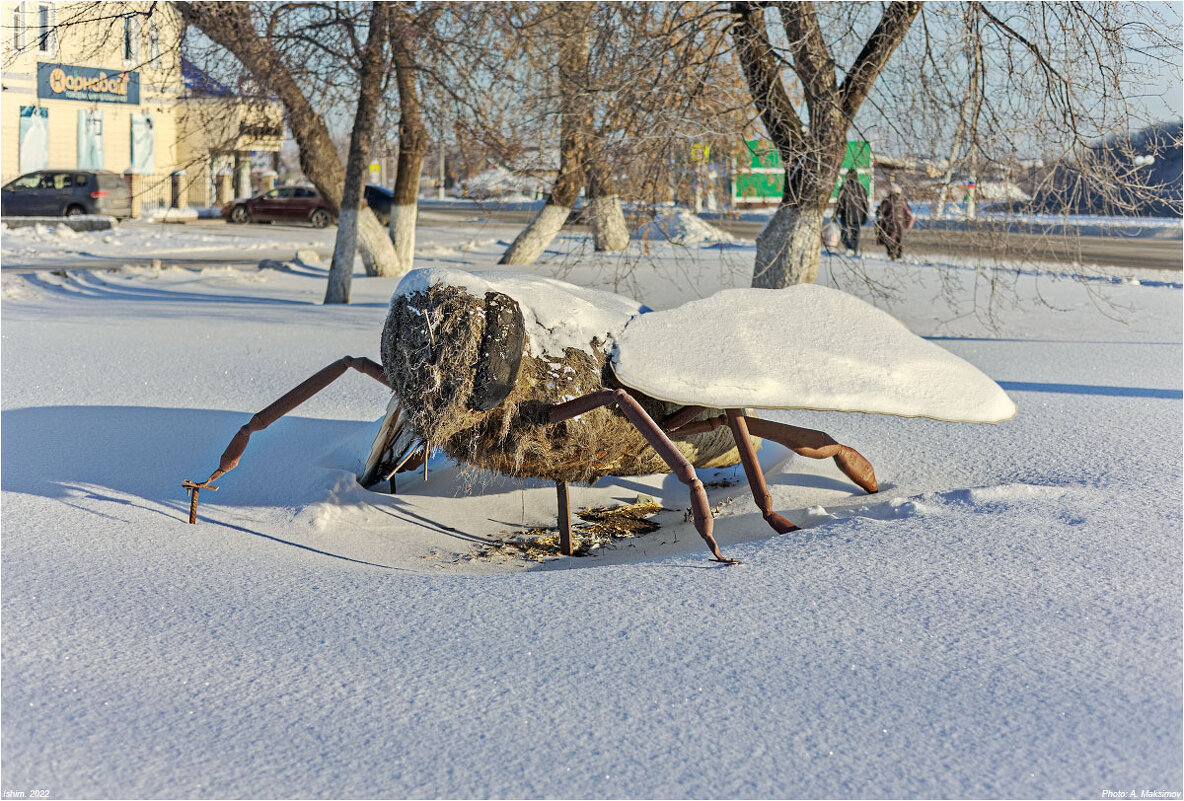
(469, 292, 525, 412)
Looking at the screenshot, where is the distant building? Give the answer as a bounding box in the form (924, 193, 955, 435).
(1, 1, 282, 214)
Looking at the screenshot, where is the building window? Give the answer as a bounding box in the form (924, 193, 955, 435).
(123, 15, 138, 63)
(19, 105, 49, 173)
(78, 109, 104, 170)
(147, 21, 161, 63)
(130, 114, 155, 174)
(36, 3, 54, 53)
(13, 3, 25, 51)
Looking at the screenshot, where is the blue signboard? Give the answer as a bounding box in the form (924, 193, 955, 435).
(37, 62, 140, 105)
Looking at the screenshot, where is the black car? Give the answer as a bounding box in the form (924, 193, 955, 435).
(1, 170, 133, 219)
(364, 184, 393, 224)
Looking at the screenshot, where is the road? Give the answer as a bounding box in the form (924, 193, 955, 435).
(710, 218, 1182, 272)
(3, 208, 1179, 272)
(420, 206, 1182, 272)
(899, 228, 1181, 271)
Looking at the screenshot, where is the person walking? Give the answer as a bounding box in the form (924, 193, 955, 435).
(835, 169, 869, 255)
(875, 184, 914, 260)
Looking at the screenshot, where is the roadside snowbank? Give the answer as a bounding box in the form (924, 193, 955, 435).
(633, 207, 738, 246)
(1, 219, 332, 269)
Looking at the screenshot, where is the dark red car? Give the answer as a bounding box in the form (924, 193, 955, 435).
(223, 185, 333, 228)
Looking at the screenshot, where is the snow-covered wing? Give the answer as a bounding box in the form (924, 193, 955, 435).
(611, 285, 1017, 423)
(394, 267, 644, 358)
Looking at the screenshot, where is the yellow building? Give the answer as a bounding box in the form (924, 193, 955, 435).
(1, 1, 281, 214)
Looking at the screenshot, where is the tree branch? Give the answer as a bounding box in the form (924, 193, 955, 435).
(175, 1, 346, 211)
(774, 0, 837, 110)
(839, 1, 922, 120)
(731, 1, 807, 159)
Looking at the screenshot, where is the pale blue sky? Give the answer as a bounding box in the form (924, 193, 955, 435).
(1127, 1, 1183, 125)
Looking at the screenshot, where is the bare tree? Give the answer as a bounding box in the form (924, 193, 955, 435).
(585, 155, 630, 251)
(912, 3, 1180, 219)
(500, 3, 593, 266)
(386, 6, 433, 276)
(599, 5, 751, 210)
(324, 2, 391, 303)
(176, 1, 402, 281)
(732, 1, 1181, 292)
(496, 3, 751, 265)
(733, 1, 920, 288)
(931, 6, 980, 220)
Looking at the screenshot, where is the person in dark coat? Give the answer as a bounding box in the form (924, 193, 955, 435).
(835, 169, 869, 255)
(875, 184, 914, 260)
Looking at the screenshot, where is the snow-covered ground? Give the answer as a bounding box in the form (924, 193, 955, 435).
(2, 219, 1181, 798)
(1, 218, 333, 271)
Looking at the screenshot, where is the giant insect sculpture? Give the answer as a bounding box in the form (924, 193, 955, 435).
(184, 267, 1016, 564)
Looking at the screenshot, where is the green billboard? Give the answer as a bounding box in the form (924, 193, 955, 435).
(832, 140, 873, 202)
(744, 139, 782, 170)
(732, 140, 873, 205)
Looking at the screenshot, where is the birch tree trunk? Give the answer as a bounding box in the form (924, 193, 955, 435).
(754, 205, 826, 287)
(937, 9, 984, 222)
(964, 27, 985, 222)
(587, 160, 630, 251)
(499, 3, 591, 266)
(388, 15, 429, 276)
(176, 2, 400, 278)
(934, 107, 968, 219)
(325, 3, 392, 304)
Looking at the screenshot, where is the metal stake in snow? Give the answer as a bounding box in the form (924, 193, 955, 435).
(182, 480, 216, 524)
(556, 480, 573, 556)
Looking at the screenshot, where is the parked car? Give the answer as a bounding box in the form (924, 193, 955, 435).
(223, 185, 333, 228)
(1, 170, 132, 218)
(363, 184, 393, 225)
(222, 184, 395, 228)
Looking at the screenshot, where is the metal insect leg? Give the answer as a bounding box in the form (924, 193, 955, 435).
(664, 411, 878, 495)
(548, 389, 737, 565)
(556, 480, 574, 556)
(742, 417, 878, 494)
(183, 356, 390, 522)
(724, 409, 798, 534)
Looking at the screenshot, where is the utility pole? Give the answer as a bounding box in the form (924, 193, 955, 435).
(389, 139, 399, 241)
(437, 105, 445, 200)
